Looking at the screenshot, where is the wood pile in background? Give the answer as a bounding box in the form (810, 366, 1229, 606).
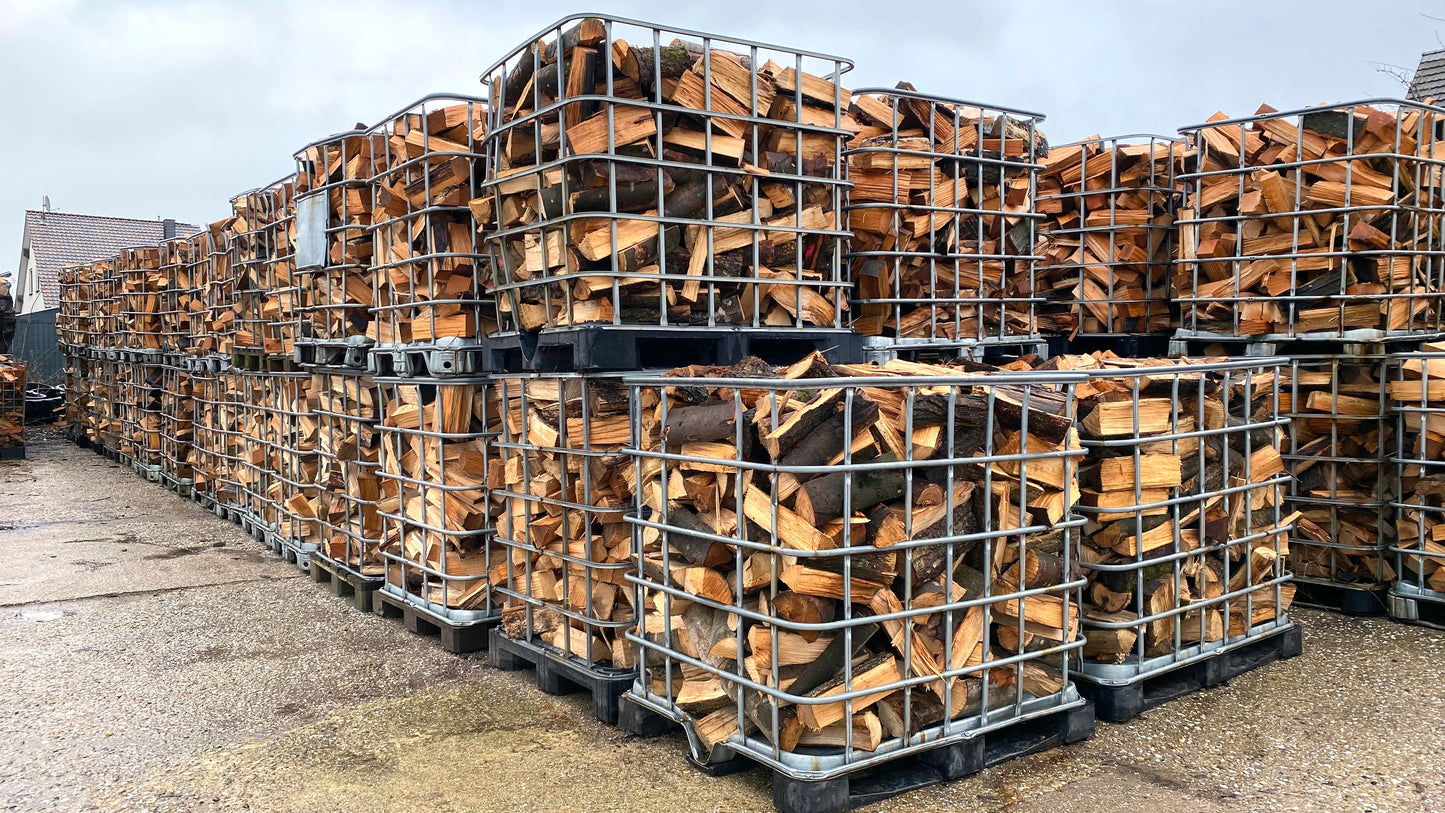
(845, 86, 1044, 346)
(1177, 102, 1445, 338)
(482, 17, 851, 333)
(1035, 136, 1185, 337)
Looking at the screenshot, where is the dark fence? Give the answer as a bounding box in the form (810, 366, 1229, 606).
(14, 308, 62, 385)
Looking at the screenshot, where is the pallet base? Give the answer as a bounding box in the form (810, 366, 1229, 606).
(1079, 625, 1302, 723)
(1292, 580, 1389, 616)
(490, 326, 864, 373)
(294, 340, 372, 369)
(372, 590, 493, 654)
(1388, 589, 1445, 629)
(488, 629, 634, 724)
(229, 352, 301, 373)
(0, 446, 25, 461)
(308, 554, 383, 612)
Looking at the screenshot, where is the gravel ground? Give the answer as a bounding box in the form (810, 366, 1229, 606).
(2, 438, 1443, 812)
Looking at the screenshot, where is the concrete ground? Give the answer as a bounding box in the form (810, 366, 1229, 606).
(1, 437, 1443, 813)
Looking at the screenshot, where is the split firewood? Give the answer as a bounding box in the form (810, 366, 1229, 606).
(159, 365, 195, 482)
(119, 362, 165, 467)
(189, 370, 225, 499)
(368, 97, 495, 347)
(483, 17, 852, 332)
(117, 246, 164, 351)
(495, 373, 647, 666)
(192, 220, 235, 357)
(376, 379, 503, 609)
(1177, 102, 1445, 338)
(230, 178, 301, 355)
(846, 86, 1045, 344)
(1035, 135, 1185, 337)
(0, 359, 25, 449)
(233, 370, 277, 522)
(1033, 352, 1294, 662)
(158, 236, 197, 355)
(262, 374, 321, 546)
(1389, 345, 1445, 596)
(1282, 356, 1396, 587)
(296, 128, 379, 345)
(630, 352, 1082, 759)
(313, 372, 385, 575)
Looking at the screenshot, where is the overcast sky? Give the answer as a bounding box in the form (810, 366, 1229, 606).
(2, 0, 1441, 279)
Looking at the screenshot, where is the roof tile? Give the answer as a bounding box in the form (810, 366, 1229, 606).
(22, 210, 200, 308)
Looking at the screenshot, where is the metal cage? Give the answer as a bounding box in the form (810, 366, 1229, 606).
(117, 245, 164, 354)
(231, 178, 300, 356)
(312, 369, 385, 577)
(295, 128, 379, 357)
(158, 364, 195, 485)
(157, 235, 197, 355)
(1389, 351, 1445, 614)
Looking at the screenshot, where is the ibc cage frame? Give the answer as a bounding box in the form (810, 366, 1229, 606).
(189, 368, 226, 503)
(480, 13, 855, 336)
(311, 368, 385, 579)
(1036, 134, 1186, 338)
(366, 94, 495, 360)
(1175, 98, 1445, 342)
(231, 177, 300, 357)
(157, 363, 195, 488)
(190, 224, 233, 359)
(374, 375, 502, 623)
(231, 370, 275, 530)
(295, 127, 379, 360)
(1073, 357, 1295, 689)
(1389, 351, 1445, 619)
(260, 371, 321, 559)
(492, 372, 639, 671)
(844, 87, 1047, 354)
(117, 244, 164, 354)
(623, 370, 1089, 781)
(157, 234, 197, 356)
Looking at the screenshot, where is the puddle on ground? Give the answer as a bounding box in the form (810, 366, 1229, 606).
(20, 609, 67, 622)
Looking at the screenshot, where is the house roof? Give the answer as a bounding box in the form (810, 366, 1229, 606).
(1410, 48, 1445, 104)
(20, 210, 201, 308)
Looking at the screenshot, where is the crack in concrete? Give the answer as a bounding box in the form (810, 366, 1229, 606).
(0, 573, 304, 610)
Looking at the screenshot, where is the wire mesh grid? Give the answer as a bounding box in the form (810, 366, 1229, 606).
(493, 373, 638, 670)
(190, 369, 226, 498)
(212, 370, 251, 512)
(481, 14, 853, 334)
(232, 370, 276, 525)
(1389, 350, 1445, 606)
(375, 376, 503, 620)
(118, 361, 164, 466)
(260, 372, 321, 547)
(89, 358, 123, 452)
(158, 235, 198, 355)
(1070, 356, 1294, 683)
(1035, 135, 1185, 338)
(296, 129, 380, 348)
(312, 369, 385, 576)
(190, 223, 233, 357)
(1176, 99, 1445, 341)
(231, 178, 300, 355)
(845, 87, 1045, 350)
(56, 264, 88, 352)
(1284, 355, 1397, 590)
(367, 95, 495, 351)
(0, 359, 24, 450)
(624, 369, 1087, 777)
(158, 364, 195, 482)
(117, 245, 165, 352)
(63, 355, 93, 442)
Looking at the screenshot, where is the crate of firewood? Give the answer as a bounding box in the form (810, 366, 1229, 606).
(1388, 347, 1445, 627)
(367, 95, 494, 377)
(311, 369, 385, 580)
(231, 370, 277, 535)
(211, 370, 253, 516)
(1282, 354, 1399, 614)
(845, 87, 1046, 358)
(190, 221, 235, 359)
(117, 245, 165, 355)
(157, 364, 195, 490)
(158, 235, 197, 356)
(490, 372, 641, 721)
(374, 376, 503, 652)
(87, 357, 122, 454)
(0, 359, 25, 458)
(1036, 135, 1186, 339)
(621, 356, 1091, 813)
(189, 368, 225, 504)
(117, 361, 165, 473)
(295, 128, 379, 368)
(230, 178, 301, 359)
(480, 15, 858, 371)
(56, 265, 89, 354)
(1176, 100, 1445, 342)
(258, 372, 321, 567)
(62, 356, 93, 447)
(1035, 353, 1298, 722)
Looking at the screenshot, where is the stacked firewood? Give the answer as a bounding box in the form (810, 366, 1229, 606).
(159, 365, 195, 482)
(189, 370, 225, 498)
(63, 357, 93, 443)
(231, 179, 300, 355)
(1177, 101, 1445, 338)
(0, 359, 24, 450)
(56, 265, 89, 350)
(313, 371, 384, 575)
(1035, 136, 1185, 337)
(628, 353, 1083, 758)
(1032, 353, 1294, 663)
(482, 16, 852, 333)
(368, 97, 494, 348)
(376, 379, 503, 610)
(232, 371, 275, 522)
(158, 236, 197, 354)
(192, 222, 235, 357)
(296, 129, 378, 346)
(845, 86, 1044, 345)
(94, 256, 123, 351)
(1389, 347, 1445, 597)
(494, 374, 637, 666)
(120, 363, 165, 466)
(118, 246, 164, 351)
(261, 373, 320, 546)
(1282, 356, 1396, 589)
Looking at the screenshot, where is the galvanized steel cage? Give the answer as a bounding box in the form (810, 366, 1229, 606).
(232, 370, 276, 525)
(158, 364, 195, 484)
(117, 246, 164, 353)
(191, 224, 233, 357)
(1036, 135, 1185, 337)
(375, 376, 502, 620)
(1390, 351, 1445, 610)
(231, 179, 300, 355)
(482, 14, 853, 334)
(158, 236, 197, 355)
(312, 369, 385, 577)
(296, 129, 379, 349)
(259, 372, 320, 550)
(845, 88, 1045, 351)
(118, 361, 164, 467)
(624, 370, 1087, 778)
(190, 369, 227, 499)
(0, 360, 24, 451)
(1177, 99, 1445, 341)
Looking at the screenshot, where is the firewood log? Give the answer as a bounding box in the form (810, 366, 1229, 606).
(159, 365, 195, 481)
(1389, 345, 1445, 597)
(313, 371, 384, 575)
(0, 359, 25, 450)
(117, 246, 164, 351)
(230, 178, 300, 355)
(264, 373, 321, 546)
(295, 129, 379, 346)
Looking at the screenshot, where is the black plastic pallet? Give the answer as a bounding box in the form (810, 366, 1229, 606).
(372, 590, 493, 654)
(0, 446, 25, 461)
(1387, 591, 1445, 630)
(1168, 334, 1436, 359)
(626, 697, 1093, 813)
(1046, 334, 1173, 359)
(308, 554, 383, 612)
(1292, 580, 1390, 616)
(1078, 624, 1302, 723)
(488, 326, 864, 373)
(229, 351, 301, 373)
(488, 629, 635, 724)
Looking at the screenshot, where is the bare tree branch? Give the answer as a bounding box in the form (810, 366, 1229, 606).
(1372, 60, 1415, 90)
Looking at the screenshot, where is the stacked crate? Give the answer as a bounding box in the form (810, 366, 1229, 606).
(264, 372, 321, 567)
(1388, 349, 1445, 626)
(1177, 100, 1445, 613)
(0, 358, 24, 459)
(310, 369, 385, 593)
